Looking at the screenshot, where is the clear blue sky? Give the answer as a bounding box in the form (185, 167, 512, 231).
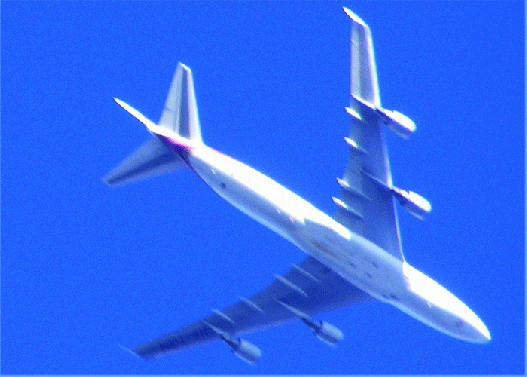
(2, 2, 524, 375)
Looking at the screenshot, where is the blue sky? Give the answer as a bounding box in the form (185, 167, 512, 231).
(2, 1, 524, 375)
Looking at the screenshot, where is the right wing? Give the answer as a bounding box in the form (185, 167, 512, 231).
(132, 256, 372, 359)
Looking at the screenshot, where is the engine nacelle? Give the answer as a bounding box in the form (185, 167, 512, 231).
(205, 321, 262, 364)
(312, 321, 344, 346)
(231, 338, 262, 364)
(376, 108, 415, 138)
(392, 187, 431, 219)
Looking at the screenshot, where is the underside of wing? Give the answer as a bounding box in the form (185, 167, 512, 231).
(344, 7, 380, 107)
(132, 256, 373, 359)
(334, 9, 404, 261)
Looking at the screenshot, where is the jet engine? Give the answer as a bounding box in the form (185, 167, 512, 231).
(230, 338, 262, 364)
(376, 108, 415, 138)
(275, 299, 344, 347)
(391, 187, 431, 219)
(311, 321, 344, 346)
(204, 321, 261, 364)
(349, 94, 415, 138)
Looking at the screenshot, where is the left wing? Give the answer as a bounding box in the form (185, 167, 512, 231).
(333, 8, 430, 262)
(132, 256, 372, 360)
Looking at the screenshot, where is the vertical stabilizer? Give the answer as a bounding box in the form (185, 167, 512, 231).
(158, 63, 203, 142)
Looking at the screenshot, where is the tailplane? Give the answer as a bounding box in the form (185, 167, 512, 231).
(103, 63, 202, 186)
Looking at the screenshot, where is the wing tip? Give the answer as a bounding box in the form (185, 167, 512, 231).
(119, 343, 144, 359)
(343, 7, 368, 28)
(177, 61, 191, 73)
(101, 176, 115, 187)
(113, 97, 126, 108)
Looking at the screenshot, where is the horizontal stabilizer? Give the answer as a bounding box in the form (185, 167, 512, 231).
(102, 136, 186, 186)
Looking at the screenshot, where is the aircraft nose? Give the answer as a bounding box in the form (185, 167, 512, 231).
(473, 320, 491, 343)
(481, 328, 491, 343)
(463, 313, 491, 343)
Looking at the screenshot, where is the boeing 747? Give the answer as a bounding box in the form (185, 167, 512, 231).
(103, 7, 490, 364)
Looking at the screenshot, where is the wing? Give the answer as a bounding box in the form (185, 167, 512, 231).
(132, 256, 372, 359)
(333, 9, 403, 260)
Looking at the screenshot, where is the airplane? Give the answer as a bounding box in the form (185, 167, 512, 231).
(103, 7, 490, 364)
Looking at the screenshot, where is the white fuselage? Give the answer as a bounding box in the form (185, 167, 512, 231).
(177, 139, 490, 344)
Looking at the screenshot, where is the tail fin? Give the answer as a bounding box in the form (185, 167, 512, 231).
(158, 63, 203, 142)
(103, 62, 202, 186)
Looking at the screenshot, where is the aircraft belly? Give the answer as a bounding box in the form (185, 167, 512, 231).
(189, 148, 408, 301)
(295, 216, 409, 304)
(188, 151, 302, 243)
(223, 183, 300, 240)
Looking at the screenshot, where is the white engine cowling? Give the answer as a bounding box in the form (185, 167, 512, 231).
(231, 338, 262, 364)
(392, 187, 431, 219)
(377, 108, 415, 138)
(313, 321, 344, 346)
